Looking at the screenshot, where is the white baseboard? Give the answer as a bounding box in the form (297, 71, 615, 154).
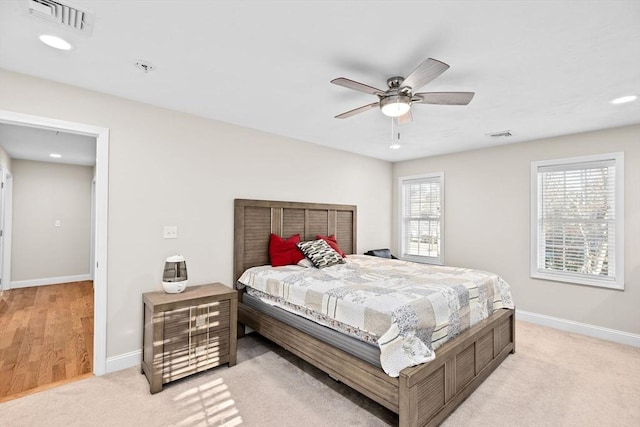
(11, 274, 92, 289)
(106, 349, 141, 374)
(517, 309, 640, 348)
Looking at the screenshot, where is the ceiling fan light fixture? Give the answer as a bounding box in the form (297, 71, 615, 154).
(380, 95, 411, 117)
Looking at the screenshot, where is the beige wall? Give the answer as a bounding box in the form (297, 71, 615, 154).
(393, 125, 640, 334)
(12, 159, 92, 281)
(2, 67, 634, 362)
(0, 69, 393, 358)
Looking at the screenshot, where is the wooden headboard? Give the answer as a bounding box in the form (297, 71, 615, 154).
(233, 199, 357, 284)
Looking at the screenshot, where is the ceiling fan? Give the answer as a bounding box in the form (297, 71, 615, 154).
(331, 58, 474, 123)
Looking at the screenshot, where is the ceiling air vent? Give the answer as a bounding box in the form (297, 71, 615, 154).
(27, 0, 95, 35)
(486, 130, 513, 138)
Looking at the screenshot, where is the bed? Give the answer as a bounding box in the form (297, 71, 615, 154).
(234, 199, 515, 427)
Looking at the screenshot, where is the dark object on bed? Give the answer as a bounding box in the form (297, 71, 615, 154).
(234, 198, 515, 427)
(364, 248, 397, 259)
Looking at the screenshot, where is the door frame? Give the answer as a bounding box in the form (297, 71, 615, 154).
(0, 170, 11, 292)
(0, 167, 4, 289)
(0, 110, 109, 376)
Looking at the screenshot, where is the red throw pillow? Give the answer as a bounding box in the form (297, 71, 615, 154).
(269, 234, 305, 266)
(316, 234, 346, 258)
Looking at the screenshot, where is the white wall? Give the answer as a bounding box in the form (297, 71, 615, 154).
(393, 125, 640, 335)
(0, 144, 11, 170)
(11, 159, 92, 282)
(0, 69, 393, 358)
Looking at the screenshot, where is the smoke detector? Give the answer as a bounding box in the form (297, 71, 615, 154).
(27, 0, 95, 35)
(135, 60, 156, 73)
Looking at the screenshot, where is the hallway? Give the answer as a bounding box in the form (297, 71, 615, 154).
(0, 281, 93, 402)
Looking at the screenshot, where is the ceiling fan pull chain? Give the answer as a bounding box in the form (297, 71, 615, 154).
(390, 118, 401, 150)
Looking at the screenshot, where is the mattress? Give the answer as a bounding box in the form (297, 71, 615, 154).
(243, 292, 381, 367)
(238, 255, 514, 377)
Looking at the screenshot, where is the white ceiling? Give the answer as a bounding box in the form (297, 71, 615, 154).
(0, 0, 638, 162)
(0, 124, 96, 166)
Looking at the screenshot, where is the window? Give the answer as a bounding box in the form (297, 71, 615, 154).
(531, 153, 624, 289)
(399, 173, 444, 265)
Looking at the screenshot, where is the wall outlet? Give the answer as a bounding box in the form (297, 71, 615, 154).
(163, 226, 178, 239)
(54, 220, 61, 227)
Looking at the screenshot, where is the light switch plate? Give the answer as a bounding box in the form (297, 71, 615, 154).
(163, 226, 178, 239)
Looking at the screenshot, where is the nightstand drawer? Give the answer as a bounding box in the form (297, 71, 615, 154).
(191, 301, 230, 335)
(163, 301, 230, 345)
(163, 307, 190, 341)
(162, 334, 230, 383)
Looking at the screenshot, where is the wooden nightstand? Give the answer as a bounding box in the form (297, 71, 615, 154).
(141, 283, 237, 394)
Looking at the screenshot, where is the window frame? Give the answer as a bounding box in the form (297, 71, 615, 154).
(530, 152, 625, 289)
(398, 172, 444, 265)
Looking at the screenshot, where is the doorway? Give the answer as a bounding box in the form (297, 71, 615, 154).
(0, 110, 108, 377)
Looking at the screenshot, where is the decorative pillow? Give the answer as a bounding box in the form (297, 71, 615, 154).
(316, 234, 346, 257)
(297, 239, 345, 269)
(269, 234, 305, 267)
(297, 258, 314, 268)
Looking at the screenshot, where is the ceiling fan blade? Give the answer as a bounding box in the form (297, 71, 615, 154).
(413, 92, 475, 105)
(401, 58, 449, 91)
(397, 110, 413, 125)
(335, 102, 380, 119)
(331, 78, 386, 97)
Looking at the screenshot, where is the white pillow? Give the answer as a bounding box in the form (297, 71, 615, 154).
(297, 258, 314, 268)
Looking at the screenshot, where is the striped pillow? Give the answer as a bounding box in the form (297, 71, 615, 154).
(297, 239, 345, 269)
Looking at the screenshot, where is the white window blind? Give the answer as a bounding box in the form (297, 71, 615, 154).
(399, 173, 443, 265)
(531, 153, 624, 289)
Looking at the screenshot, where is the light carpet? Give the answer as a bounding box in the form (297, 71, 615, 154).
(1, 321, 638, 427)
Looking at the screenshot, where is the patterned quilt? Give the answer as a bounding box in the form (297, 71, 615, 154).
(237, 255, 514, 377)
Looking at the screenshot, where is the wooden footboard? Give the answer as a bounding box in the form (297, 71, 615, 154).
(398, 308, 515, 426)
(239, 302, 515, 427)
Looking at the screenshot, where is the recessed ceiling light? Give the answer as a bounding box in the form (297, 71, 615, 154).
(50, 153, 62, 158)
(610, 95, 637, 105)
(39, 35, 72, 50)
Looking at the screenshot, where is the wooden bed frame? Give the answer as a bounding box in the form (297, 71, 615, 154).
(233, 199, 515, 427)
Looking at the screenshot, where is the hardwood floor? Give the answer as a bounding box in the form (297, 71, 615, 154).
(0, 281, 94, 402)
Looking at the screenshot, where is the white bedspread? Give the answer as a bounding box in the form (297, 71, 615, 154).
(238, 255, 514, 377)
